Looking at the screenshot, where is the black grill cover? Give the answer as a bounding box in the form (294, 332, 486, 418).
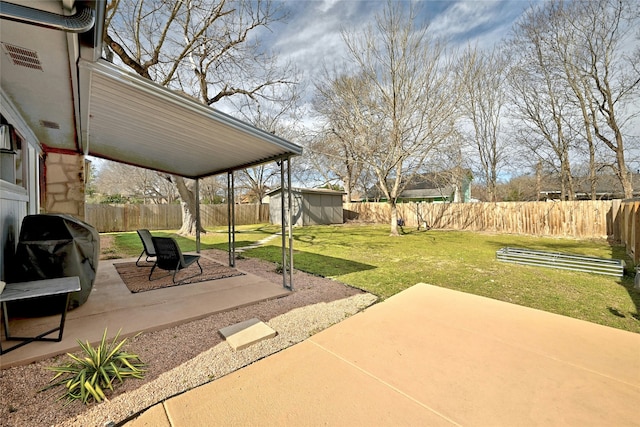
(9, 214, 100, 314)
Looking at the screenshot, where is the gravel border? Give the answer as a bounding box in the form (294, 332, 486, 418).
(0, 250, 377, 427)
(67, 293, 377, 427)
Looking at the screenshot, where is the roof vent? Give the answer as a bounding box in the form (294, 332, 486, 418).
(1, 43, 42, 71)
(40, 120, 60, 130)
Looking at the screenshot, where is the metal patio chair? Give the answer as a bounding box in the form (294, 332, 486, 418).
(136, 229, 157, 266)
(149, 236, 202, 283)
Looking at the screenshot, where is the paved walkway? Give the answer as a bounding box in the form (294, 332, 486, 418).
(126, 283, 639, 426)
(235, 232, 280, 253)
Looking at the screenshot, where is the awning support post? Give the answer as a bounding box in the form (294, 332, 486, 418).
(227, 171, 236, 267)
(195, 178, 201, 253)
(287, 156, 294, 289)
(280, 157, 293, 291)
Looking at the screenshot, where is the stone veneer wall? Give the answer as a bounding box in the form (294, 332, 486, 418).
(44, 151, 85, 220)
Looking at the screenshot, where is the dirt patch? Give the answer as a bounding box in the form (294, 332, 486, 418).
(99, 234, 131, 260)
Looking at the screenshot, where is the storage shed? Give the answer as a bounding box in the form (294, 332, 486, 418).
(268, 188, 345, 226)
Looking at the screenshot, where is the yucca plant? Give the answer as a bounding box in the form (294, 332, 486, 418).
(43, 329, 146, 405)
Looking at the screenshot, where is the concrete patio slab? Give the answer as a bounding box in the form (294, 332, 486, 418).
(310, 283, 639, 426)
(125, 403, 171, 427)
(163, 339, 455, 426)
(219, 318, 277, 351)
(127, 283, 639, 426)
(0, 256, 290, 368)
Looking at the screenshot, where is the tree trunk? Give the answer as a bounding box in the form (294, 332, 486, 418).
(174, 176, 206, 236)
(535, 161, 542, 201)
(615, 146, 634, 199)
(389, 200, 400, 236)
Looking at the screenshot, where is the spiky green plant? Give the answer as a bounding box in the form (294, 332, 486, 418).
(43, 329, 146, 405)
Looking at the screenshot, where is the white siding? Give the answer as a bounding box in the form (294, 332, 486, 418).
(1, 90, 41, 281)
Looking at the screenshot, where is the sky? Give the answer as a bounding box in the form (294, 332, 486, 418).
(265, 0, 537, 101)
(258, 0, 639, 174)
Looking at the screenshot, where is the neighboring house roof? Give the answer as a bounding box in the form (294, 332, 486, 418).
(366, 170, 472, 201)
(400, 186, 456, 200)
(0, 0, 302, 179)
(540, 174, 640, 199)
(267, 187, 346, 197)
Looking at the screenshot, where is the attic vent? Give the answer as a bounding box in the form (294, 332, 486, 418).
(1, 43, 43, 71)
(40, 120, 60, 130)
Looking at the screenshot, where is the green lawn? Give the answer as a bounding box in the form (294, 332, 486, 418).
(103, 224, 639, 333)
(101, 224, 281, 258)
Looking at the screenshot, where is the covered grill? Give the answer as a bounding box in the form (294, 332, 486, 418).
(9, 214, 99, 314)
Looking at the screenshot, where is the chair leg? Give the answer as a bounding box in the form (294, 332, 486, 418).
(148, 263, 157, 280)
(136, 250, 145, 266)
(172, 261, 181, 283)
(172, 260, 203, 283)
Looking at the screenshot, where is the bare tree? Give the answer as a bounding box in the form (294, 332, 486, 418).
(199, 175, 226, 204)
(229, 85, 302, 204)
(457, 45, 508, 202)
(507, 4, 578, 200)
(95, 160, 178, 203)
(311, 71, 374, 202)
(568, 0, 639, 199)
(104, 0, 298, 234)
(331, 1, 459, 235)
(507, 0, 639, 200)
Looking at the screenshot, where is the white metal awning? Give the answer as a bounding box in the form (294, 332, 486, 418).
(1, 0, 298, 289)
(0, 1, 301, 179)
(77, 59, 302, 179)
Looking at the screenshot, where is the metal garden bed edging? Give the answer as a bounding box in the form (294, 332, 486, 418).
(496, 247, 625, 277)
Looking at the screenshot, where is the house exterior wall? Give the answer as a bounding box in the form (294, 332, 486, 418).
(44, 152, 85, 219)
(0, 91, 41, 281)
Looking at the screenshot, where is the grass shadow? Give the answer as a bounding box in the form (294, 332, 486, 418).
(620, 273, 640, 321)
(241, 246, 377, 278)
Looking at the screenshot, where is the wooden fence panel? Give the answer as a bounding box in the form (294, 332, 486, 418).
(619, 201, 640, 264)
(86, 203, 269, 232)
(344, 201, 614, 238)
(199, 204, 269, 227)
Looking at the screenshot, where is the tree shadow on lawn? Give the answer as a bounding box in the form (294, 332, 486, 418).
(608, 275, 640, 323)
(240, 246, 377, 278)
(620, 275, 640, 322)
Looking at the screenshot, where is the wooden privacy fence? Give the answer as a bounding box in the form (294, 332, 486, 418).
(86, 203, 269, 233)
(345, 200, 640, 264)
(87, 200, 640, 264)
(617, 200, 640, 264)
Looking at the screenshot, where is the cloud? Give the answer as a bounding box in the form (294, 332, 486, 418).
(271, 1, 378, 75)
(270, 1, 534, 75)
(265, 1, 537, 105)
(428, 0, 532, 47)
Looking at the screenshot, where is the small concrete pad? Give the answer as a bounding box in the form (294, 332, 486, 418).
(219, 318, 277, 351)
